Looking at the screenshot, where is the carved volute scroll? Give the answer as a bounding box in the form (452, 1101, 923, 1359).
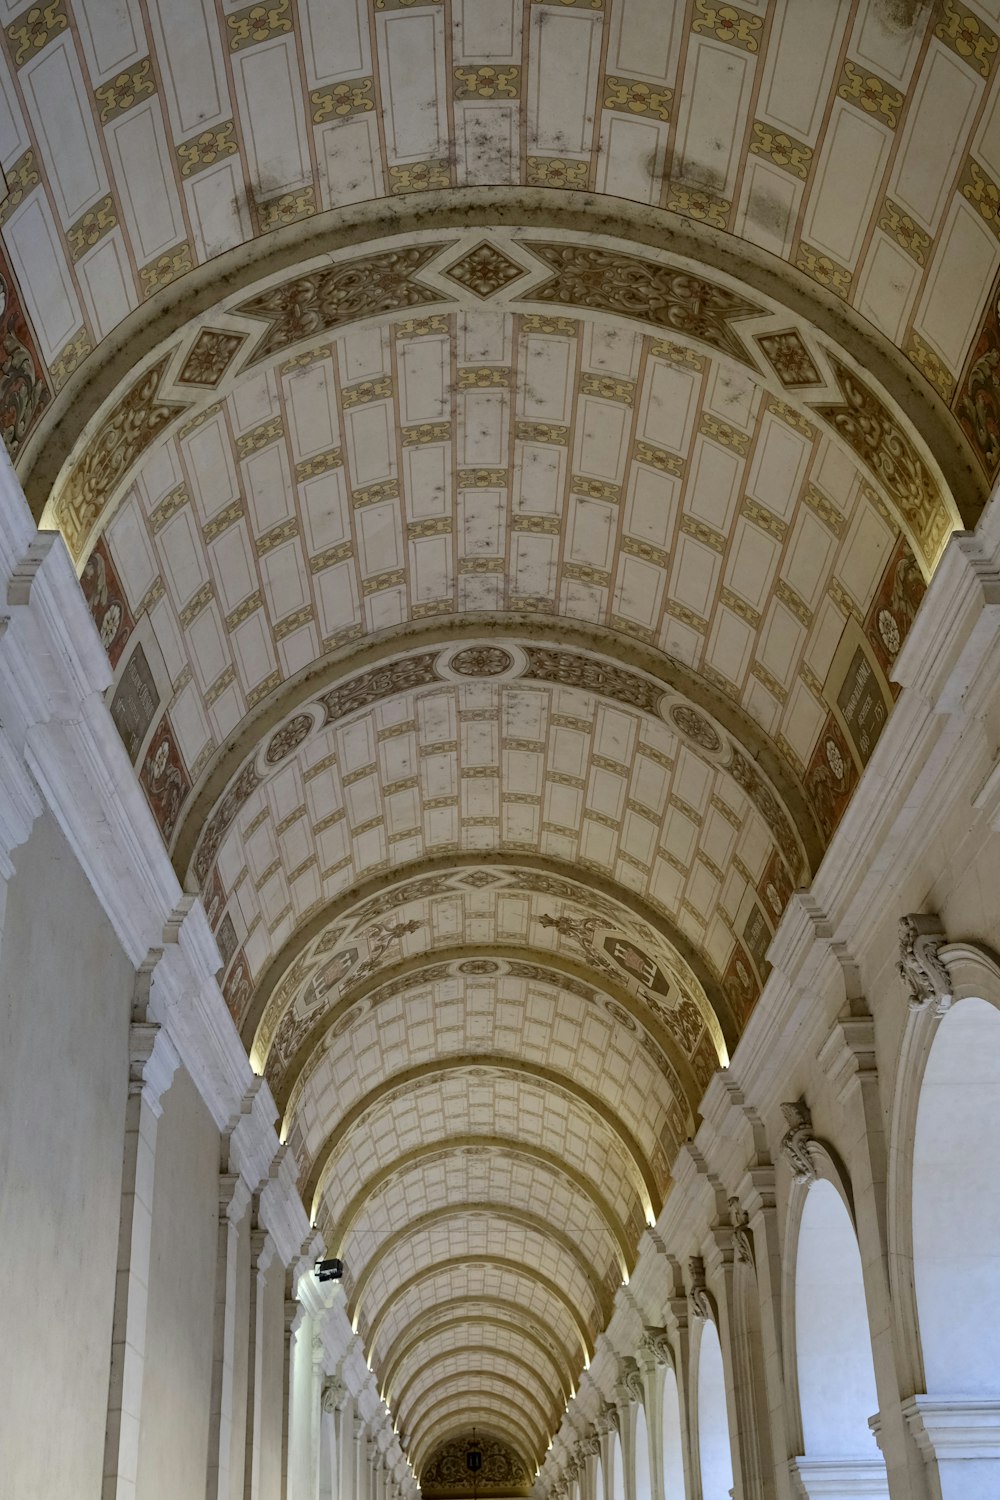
(617, 1355, 644, 1406)
(897, 913, 953, 1015)
(779, 1099, 818, 1184)
(639, 1326, 674, 1367)
(687, 1255, 712, 1322)
(729, 1197, 754, 1266)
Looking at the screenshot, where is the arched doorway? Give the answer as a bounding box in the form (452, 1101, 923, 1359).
(634, 1401, 651, 1500)
(792, 1179, 886, 1493)
(609, 1429, 624, 1500)
(660, 1368, 686, 1500)
(910, 996, 1000, 1498)
(695, 1319, 733, 1500)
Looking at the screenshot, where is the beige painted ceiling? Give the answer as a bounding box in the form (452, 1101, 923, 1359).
(4, 0, 1000, 1477)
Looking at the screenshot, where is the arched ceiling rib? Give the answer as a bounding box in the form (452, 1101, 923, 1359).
(333, 1137, 631, 1278)
(7, 0, 999, 1469)
(403, 1381, 550, 1460)
(382, 1313, 574, 1409)
(307, 1053, 659, 1221)
(363, 1256, 594, 1368)
(413, 1411, 540, 1480)
(348, 1203, 613, 1330)
(393, 1350, 561, 1441)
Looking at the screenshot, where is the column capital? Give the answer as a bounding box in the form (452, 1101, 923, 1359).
(128, 1019, 179, 1118)
(218, 1171, 251, 1225)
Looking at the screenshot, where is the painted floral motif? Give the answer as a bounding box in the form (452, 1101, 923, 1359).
(815, 355, 951, 567)
(237, 245, 446, 364)
(755, 328, 822, 388)
(723, 941, 758, 1028)
(223, 950, 253, 1026)
(0, 255, 49, 458)
(139, 715, 191, 845)
(53, 355, 189, 560)
(264, 711, 312, 764)
(451, 645, 515, 676)
(758, 846, 793, 925)
(669, 702, 722, 753)
(955, 284, 1000, 481)
(442, 241, 527, 299)
(865, 537, 926, 682)
(527, 242, 764, 367)
(804, 714, 857, 842)
(80, 538, 134, 667)
(176, 327, 246, 387)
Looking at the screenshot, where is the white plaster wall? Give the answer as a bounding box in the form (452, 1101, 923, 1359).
(136, 1063, 220, 1500)
(0, 811, 133, 1500)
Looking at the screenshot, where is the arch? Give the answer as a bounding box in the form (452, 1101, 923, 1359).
(412, 1417, 537, 1479)
(373, 1292, 580, 1394)
(404, 1386, 548, 1464)
(181, 625, 816, 917)
(415, 1422, 534, 1484)
(308, 1055, 659, 1222)
(348, 1203, 613, 1327)
(279, 941, 703, 1125)
(25, 191, 976, 540)
(794, 1179, 881, 1462)
(393, 1349, 560, 1438)
(362, 1257, 594, 1366)
(912, 995, 1000, 1396)
(731, 1255, 774, 1498)
(382, 1311, 574, 1409)
(609, 1429, 624, 1500)
(695, 1319, 734, 1500)
(332, 1136, 632, 1277)
(660, 1367, 686, 1500)
(634, 1403, 651, 1500)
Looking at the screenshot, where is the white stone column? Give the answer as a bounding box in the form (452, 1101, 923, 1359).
(320, 1379, 347, 1500)
(352, 1418, 366, 1500)
(244, 1216, 277, 1500)
(820, 1014, 929, 1500)
(636, 1338, 668, 1500)
(206, 1171, 251, 1500)
(902, 1398, 1000, 1500)
(102, 966, 180, 1500)
(280, 1293, 306, 1500)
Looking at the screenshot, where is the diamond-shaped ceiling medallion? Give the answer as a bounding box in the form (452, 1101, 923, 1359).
(442, 241, 528, 299)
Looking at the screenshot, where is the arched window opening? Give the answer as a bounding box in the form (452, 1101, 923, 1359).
(633, 1401, 651, 1500)
(696, 1320, 733, 1500)
(794, 1179, 882, 1467)
(731, 1258, 774, 1498)
(913, 996, 1000, 1396)
(660, 1368, 686, 1500)
(595, 1441, 606, 1500)
(610, 1429, 625, 1500)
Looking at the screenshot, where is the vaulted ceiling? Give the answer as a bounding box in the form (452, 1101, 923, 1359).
(4, 0, 1000, 1478)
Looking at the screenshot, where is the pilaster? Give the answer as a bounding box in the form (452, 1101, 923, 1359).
(244, 1214, 277, 1500)
(102, 959, 180, 1500)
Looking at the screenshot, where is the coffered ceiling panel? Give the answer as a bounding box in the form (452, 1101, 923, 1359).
(2, 0, 999, 490)
(367, 1258, 593, 1371)
(9, 0, 999, 1472)
(316, 1115, 643, 1271)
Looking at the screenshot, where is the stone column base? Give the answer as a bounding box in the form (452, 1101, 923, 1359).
(903, 1397, 1000, 1500)
(789, 1456, 890, 1498)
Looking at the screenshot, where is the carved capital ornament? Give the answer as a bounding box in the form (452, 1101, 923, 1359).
(897, 913, 953, 1015)
(779, 1099, 818, 1184)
